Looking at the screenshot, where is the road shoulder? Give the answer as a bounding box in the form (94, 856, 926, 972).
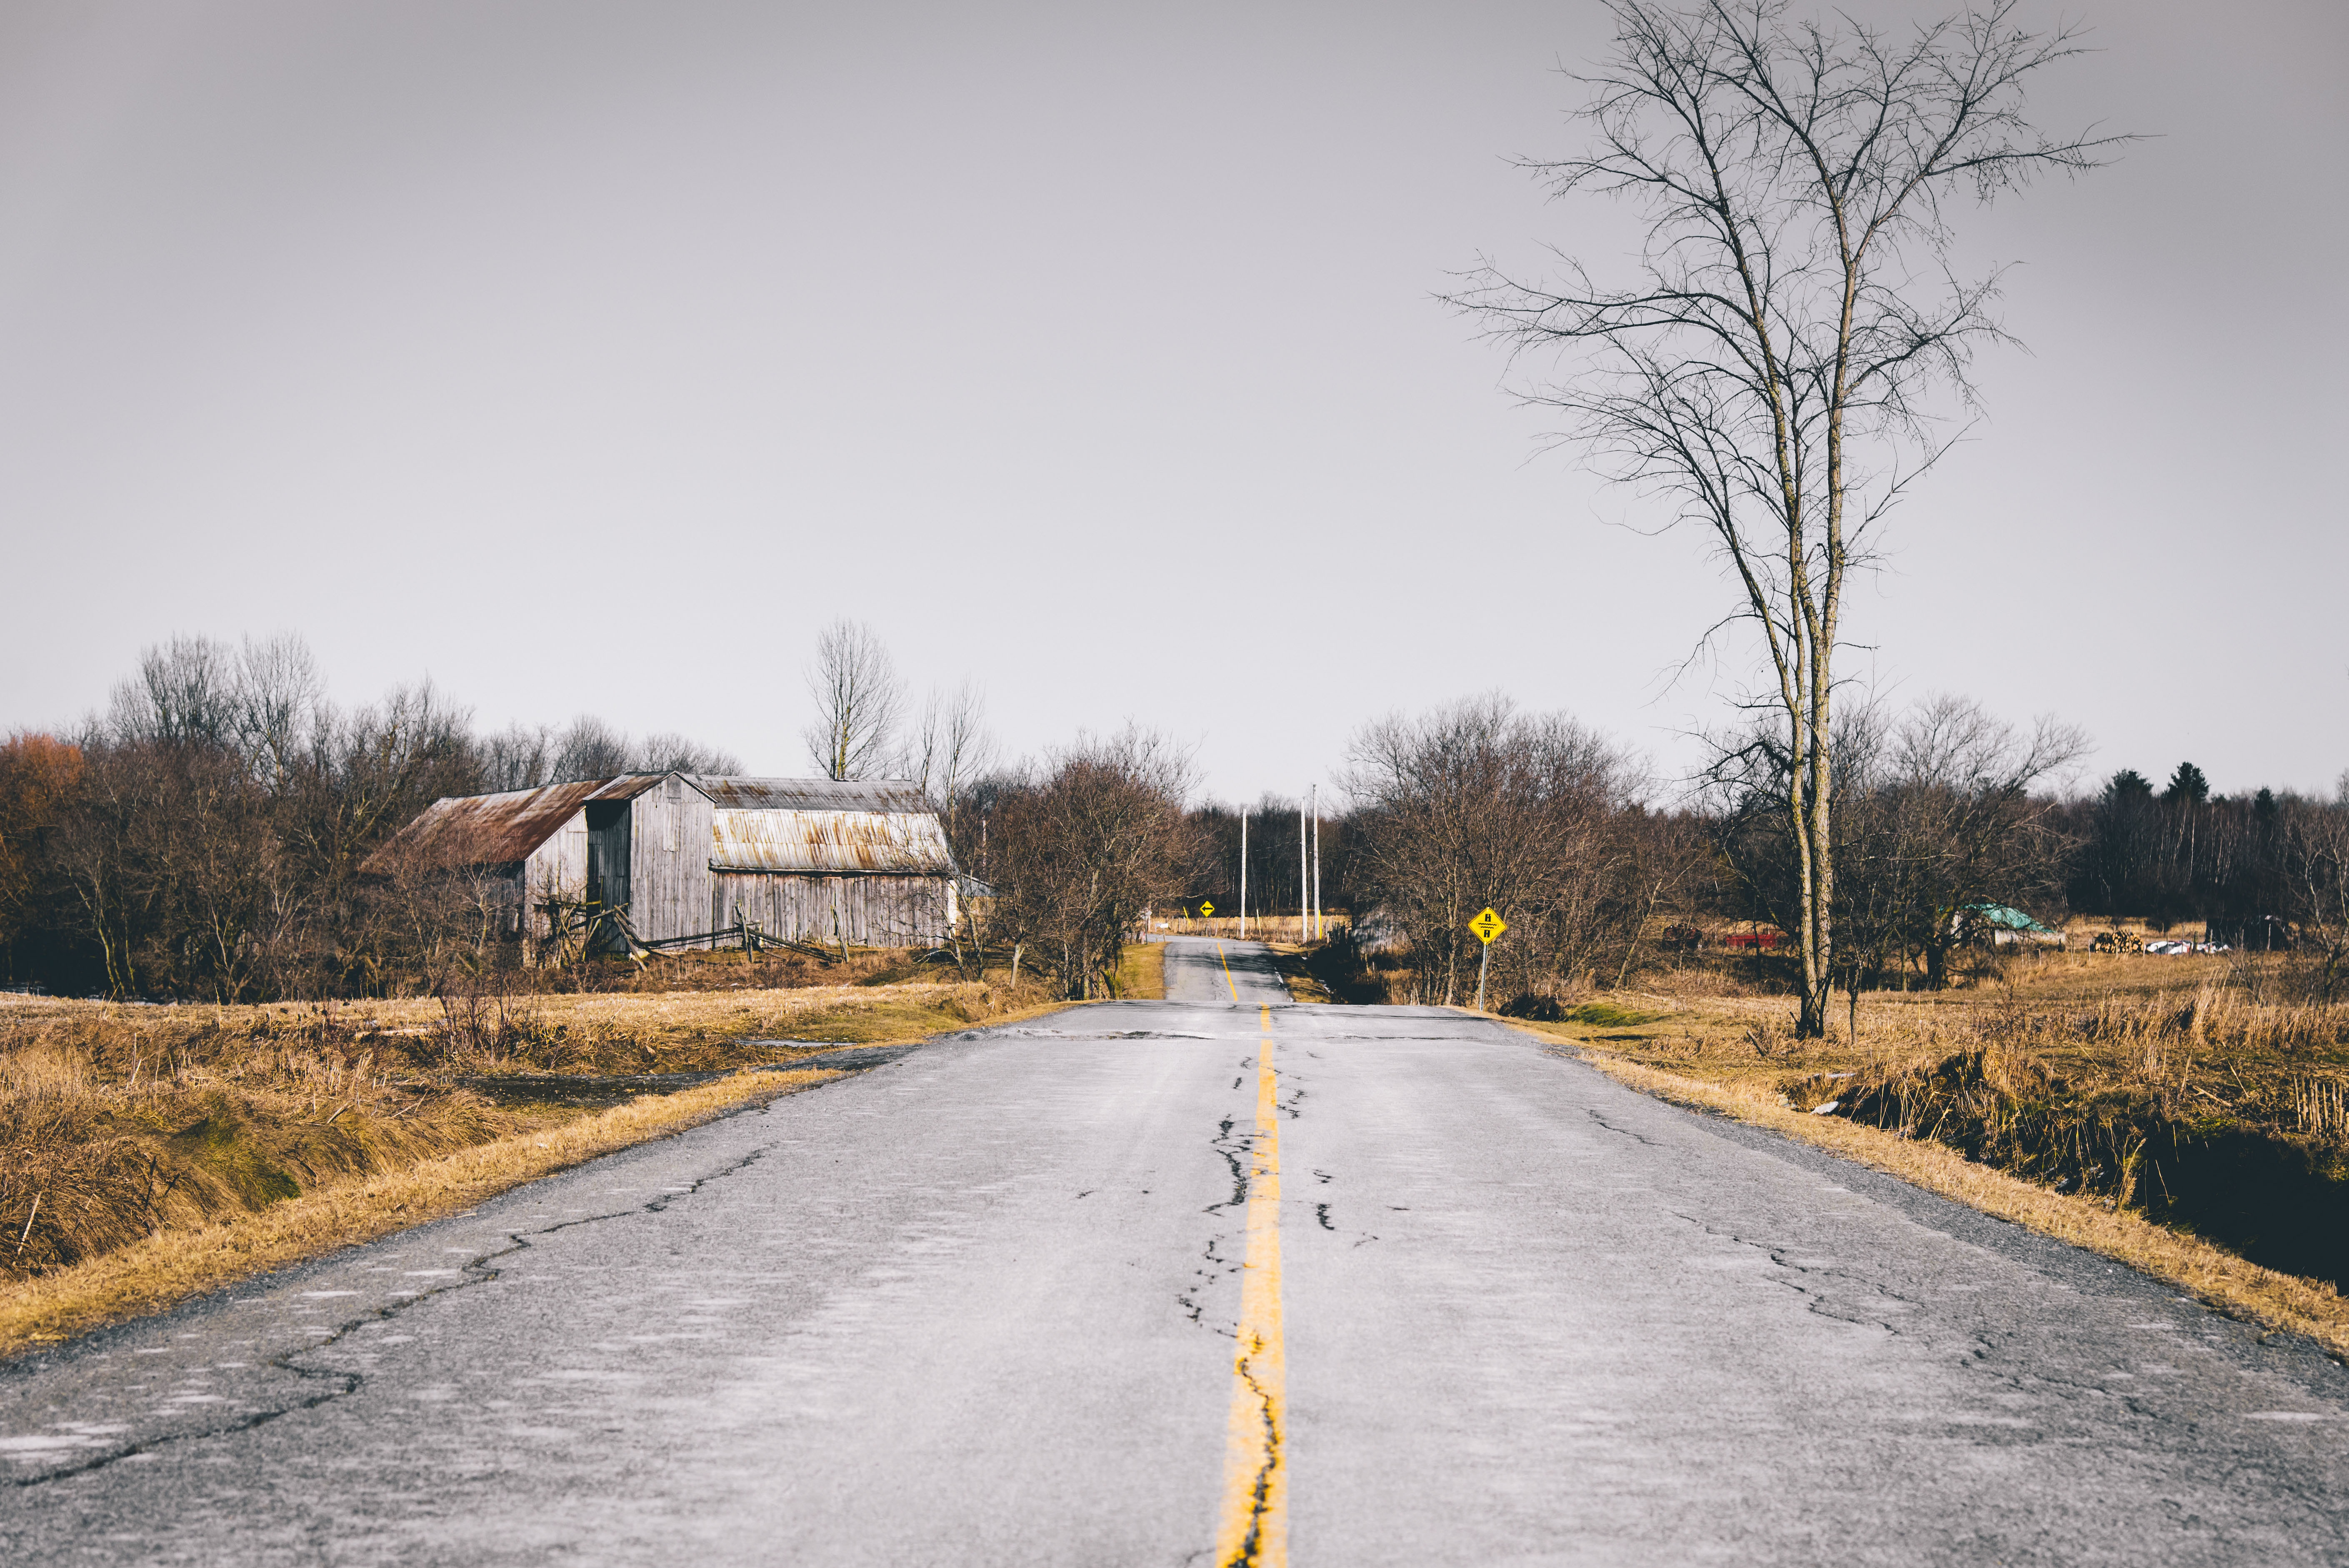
(1516, 1023, 2349, 1361)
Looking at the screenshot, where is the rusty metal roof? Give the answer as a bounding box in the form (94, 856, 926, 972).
(694, 777, 952, 875)
(360, 774, 688, 874)
(707, 806, 955, 876)
(688, 776, 929, 814)
(365, 773, 948, 877)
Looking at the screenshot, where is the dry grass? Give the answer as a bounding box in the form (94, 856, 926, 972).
(1261, 944, 1339, 1004)
(0, 1066, 842, 1360)
(1525, 1044, 2349, 1361)
(404, 974, 1064, 1071)
(557, 944, 919, 993)
(1115, 942, 1167, 1000)
(0, 979, 1067, 1291)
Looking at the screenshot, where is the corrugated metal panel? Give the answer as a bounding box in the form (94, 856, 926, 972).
(361, 773, 697, 874)
(707, 808, 955, 874)
(712, 870, 951, 946)
(689, 776, 929, 814)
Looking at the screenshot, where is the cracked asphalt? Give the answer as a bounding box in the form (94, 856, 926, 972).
(5, 936, 2348, 1564)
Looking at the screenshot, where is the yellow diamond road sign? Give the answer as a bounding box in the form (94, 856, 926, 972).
(1199, 900, 1215, 917)
(1470, 907, 1507, 945)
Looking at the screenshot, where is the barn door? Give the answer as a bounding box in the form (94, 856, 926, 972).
(585, 801, 632, 950)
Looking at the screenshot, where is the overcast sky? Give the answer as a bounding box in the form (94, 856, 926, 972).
(1, 0, 2341, 804)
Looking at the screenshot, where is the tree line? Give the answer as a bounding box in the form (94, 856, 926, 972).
(1212, 692, 2347, 1013)
(0, 623, 1206, 1006)
(7, 624, 2342, 1010)
(0, 634, 742, 1000)
(2059, 768, 2349, 960)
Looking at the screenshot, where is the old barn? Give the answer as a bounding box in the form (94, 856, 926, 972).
(365, 773, 955, 956)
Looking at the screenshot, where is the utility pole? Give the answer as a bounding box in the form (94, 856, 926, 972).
(1299, 799, 1307, 946)
(1239, 810, 1248, 941)
(1310, 783, 1322, 943)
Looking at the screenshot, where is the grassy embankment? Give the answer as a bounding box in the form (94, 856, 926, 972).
(0, 967, 1066, 1357)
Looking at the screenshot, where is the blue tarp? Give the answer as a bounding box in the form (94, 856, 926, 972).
(1964, 902, 2055, 934)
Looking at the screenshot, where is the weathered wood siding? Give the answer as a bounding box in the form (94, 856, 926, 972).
(521, 810, 589, 957)
(711, 872, 950, 947)
(627, 778, 715, 944)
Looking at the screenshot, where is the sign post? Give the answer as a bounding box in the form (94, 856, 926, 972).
(1468, 907, 1507, 1011)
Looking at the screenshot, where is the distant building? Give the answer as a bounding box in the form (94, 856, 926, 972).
(363, 773, 955, 956)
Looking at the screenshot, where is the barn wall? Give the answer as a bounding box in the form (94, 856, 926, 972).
(711, 872, 950, 947)
(628, 780, 715, 944)
(522, 810, 590, 957)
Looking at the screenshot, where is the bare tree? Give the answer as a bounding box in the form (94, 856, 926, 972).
(1343, 695, 1642, 1006)
(225, 633, 327, 794)
(986, 729, 1197, 998)
(477, 720, 740, 789)
(551, 716, 633, 782)
(802, 619, 906, 782)
(477, 723, 557, 791)
(1711, 692, 2084, 1021)
(913, 681, 996, 817)
(0, 733, 82, 983)
(107, 634, 239, 749)
(2279, 805, 2349, 1001)
(635, 732, 744, 776)
(1451, 0, 2119, 1035)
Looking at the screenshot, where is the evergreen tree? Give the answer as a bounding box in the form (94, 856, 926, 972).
(2163, 762, 2210, 805)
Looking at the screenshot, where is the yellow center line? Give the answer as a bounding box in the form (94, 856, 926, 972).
(1214, 1016, 1287, 1567)
(1217, 941, 1240, 1004)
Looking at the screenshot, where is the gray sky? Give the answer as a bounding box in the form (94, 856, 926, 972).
(2, 0, 2342, 803)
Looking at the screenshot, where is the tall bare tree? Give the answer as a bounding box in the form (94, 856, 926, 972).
(227, 632, 325, 794)
(913, 681, 996, 818)
(802, 619, 906, 782)
(108, 634, 239, 749)
(1452, 0, 2119, 1035)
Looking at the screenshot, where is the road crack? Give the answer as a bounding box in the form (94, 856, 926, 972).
(1666, 1210, 1923, 1337)
(7, 1091, 814, 1488)
(1585, 1106, 1664, 1146)
(1219, 1333, 1282, 1568)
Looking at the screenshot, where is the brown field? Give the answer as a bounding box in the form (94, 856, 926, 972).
(0, 1065, 843, 1360)
(0, 971, 1072, 1353)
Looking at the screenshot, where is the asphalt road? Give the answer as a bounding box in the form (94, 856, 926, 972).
(6, 937, 2348, 1565)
